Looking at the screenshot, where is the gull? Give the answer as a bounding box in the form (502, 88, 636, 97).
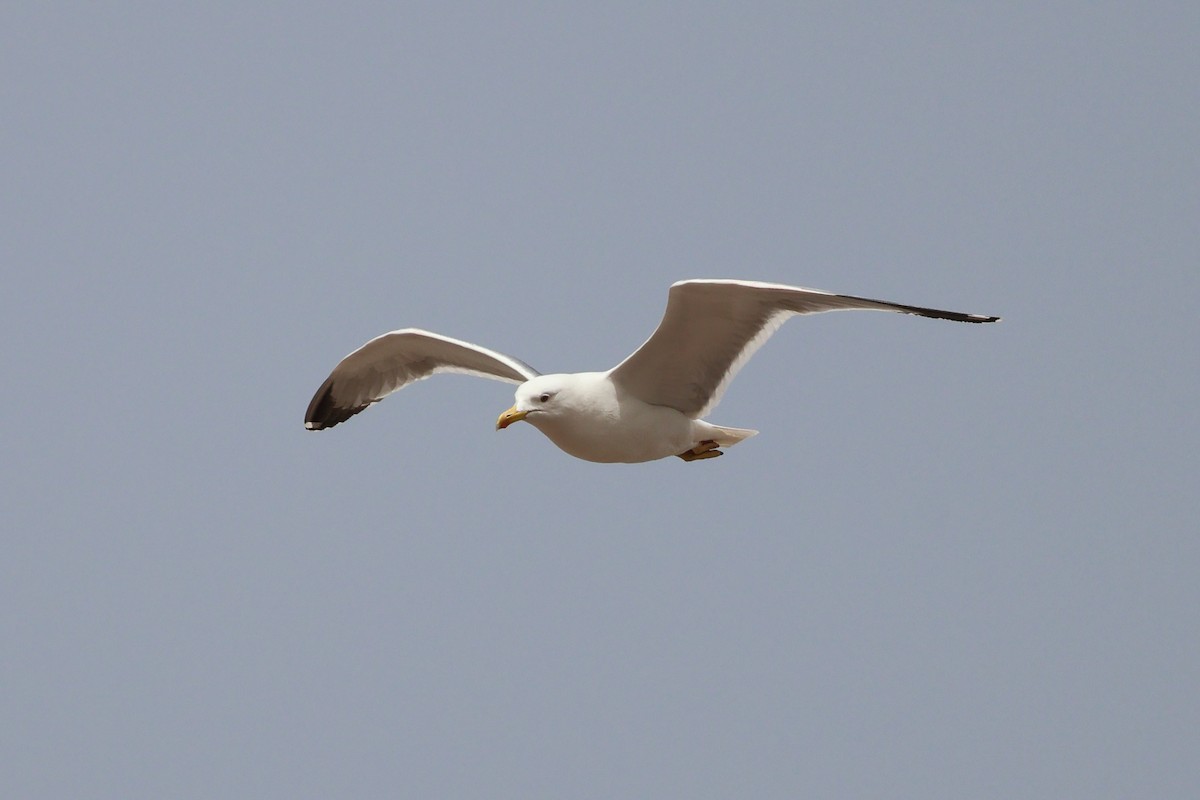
(304, 279, 999, 463)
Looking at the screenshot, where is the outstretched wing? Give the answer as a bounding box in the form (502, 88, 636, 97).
(305, 328, 540, 430)
(607, 279, 999, 419)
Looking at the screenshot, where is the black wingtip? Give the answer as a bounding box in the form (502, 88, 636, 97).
(899, 305, 1002, 324)
(836, 291, 1000, 324)
(304, 376, 371, 431)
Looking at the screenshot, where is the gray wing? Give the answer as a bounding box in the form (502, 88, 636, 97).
(607, 279, 1000, 419)
(305, 328, 540, 430)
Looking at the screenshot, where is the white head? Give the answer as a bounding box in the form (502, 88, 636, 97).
(495, 374, 573, 430)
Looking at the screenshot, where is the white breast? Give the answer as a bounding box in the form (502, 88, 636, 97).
(525, 373, 694, 463)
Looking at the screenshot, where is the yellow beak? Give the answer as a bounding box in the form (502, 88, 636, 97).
(496, 406, 528, 430)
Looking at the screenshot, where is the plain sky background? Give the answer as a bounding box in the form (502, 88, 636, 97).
(3, 3, 1197, 798)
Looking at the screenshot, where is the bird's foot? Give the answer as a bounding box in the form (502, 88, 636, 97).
(676, 440, 723, 462)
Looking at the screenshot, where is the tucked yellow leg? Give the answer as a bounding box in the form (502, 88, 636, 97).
(676, 440, 724, 462)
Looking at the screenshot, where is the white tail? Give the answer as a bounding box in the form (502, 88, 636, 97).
(700, 422, 759, 447)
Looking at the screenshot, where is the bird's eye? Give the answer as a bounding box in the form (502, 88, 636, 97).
(539, 392, 551, 403)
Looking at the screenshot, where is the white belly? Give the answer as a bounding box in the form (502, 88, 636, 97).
(529, 392, 694, 463)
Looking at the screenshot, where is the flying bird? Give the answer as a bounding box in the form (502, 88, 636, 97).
(305, 279, 999, 463)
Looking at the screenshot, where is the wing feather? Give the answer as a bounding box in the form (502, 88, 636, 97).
(607, 279, 999, 418)
(304, 329, 540, 430)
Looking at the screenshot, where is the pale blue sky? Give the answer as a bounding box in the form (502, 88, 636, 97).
(3, 4, 1197, 798)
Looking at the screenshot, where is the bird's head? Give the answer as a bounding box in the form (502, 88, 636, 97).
(496, 375, 570, 430)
